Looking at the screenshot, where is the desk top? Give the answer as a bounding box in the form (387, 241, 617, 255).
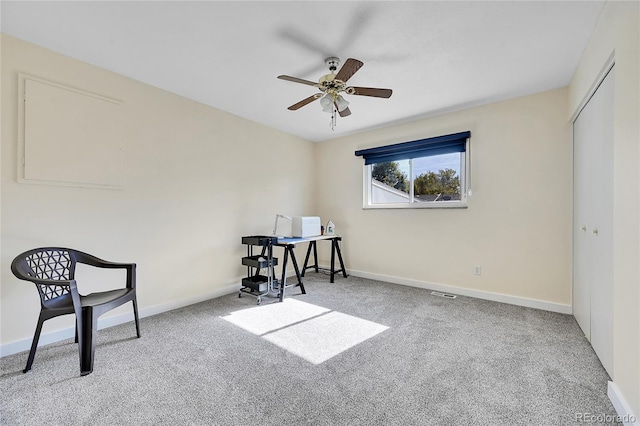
(275, 235, 339, 245)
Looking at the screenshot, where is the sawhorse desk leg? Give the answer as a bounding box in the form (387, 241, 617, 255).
(280, 244, 306, 302)
(301, 241, 319, 277)
(301, 237, 348, 283)
(330, 237, 348, 283)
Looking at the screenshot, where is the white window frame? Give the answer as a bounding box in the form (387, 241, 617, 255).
(362, 141, 469, 209)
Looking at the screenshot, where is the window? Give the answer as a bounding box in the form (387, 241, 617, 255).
(355, 131, 470, 209)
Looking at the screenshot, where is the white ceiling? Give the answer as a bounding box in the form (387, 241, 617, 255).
(2, 1, 605, 142)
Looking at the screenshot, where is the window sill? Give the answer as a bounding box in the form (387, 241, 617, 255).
(363, 201, 468, 210)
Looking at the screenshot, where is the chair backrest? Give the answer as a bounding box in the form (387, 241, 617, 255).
(11, 248, 78, 303)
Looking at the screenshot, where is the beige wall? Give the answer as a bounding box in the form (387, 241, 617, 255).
(569, 1, 640, 417)
(315, 87, 572, 310)
(1, 34, 315, 349)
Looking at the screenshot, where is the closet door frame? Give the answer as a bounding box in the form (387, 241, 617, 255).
(572, 62, 615, 376)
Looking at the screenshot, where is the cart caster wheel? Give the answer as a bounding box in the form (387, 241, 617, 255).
(238, 292, 242, 298)
(257, 298, 261, 305)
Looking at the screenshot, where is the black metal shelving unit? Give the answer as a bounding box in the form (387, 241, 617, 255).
(239, 235, 278, 305)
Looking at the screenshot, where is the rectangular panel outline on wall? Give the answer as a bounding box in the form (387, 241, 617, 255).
(17, 73, 125, 190)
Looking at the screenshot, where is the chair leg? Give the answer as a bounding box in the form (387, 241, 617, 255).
(23, 314, 45, 373)
(132, 298, 141, 338)
(73, 303, 84, 373)
(80, 307, 97, 376)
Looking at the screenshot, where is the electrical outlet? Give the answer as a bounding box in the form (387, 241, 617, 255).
(474, 266, 482, 275)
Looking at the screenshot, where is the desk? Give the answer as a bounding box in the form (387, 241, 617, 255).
(275, 235, 347, 300)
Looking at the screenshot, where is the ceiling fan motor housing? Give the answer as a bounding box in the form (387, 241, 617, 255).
(320, 58, 346, 93)
(325, 57, 340, 72)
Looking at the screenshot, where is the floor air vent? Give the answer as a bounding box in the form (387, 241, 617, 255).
(431, 291, 457, 299)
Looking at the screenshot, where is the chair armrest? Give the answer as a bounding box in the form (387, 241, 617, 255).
(74, 251, 134, 269)
(11, 258, 75, 287)
(10, 266, 80, 301)
(73, 251, 136, 289)
(25, 277, 75, 287)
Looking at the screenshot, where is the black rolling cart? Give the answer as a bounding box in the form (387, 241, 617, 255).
(239, 236, 278, 305)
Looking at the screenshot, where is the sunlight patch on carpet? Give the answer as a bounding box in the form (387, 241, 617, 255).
(221, 299, 330, 335)
(221, 299, 389, 364)
(264, 311, 389, 364)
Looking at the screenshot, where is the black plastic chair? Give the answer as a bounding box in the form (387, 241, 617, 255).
(11, 247, 140, 376)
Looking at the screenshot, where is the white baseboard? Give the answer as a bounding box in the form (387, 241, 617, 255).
(345, 268, 573, 314)
(0, 281, 241, 358)
(608, 381, 639, 426)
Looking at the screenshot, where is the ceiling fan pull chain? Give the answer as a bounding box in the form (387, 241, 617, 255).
(330, 106, 337, 131)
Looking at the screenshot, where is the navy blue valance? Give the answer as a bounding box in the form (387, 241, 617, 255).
(354, 131, 471, 165)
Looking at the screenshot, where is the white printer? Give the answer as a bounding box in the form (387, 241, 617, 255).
(291, 216, 322, 238)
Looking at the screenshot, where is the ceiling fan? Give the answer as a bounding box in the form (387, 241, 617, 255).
(278, 57, 392, 128)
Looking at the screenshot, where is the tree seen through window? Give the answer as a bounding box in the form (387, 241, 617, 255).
(371, 158, 461, 202)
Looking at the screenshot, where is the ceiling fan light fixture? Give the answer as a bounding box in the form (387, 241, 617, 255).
(335, 95, 349, 112)
(320, 94, 334, 113)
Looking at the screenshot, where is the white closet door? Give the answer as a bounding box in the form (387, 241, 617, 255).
(572, 66, 614, 376)
(572, 107, 593, 339)
(588, 68, 614, 376)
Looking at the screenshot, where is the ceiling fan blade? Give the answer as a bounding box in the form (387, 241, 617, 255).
(278, 75, 318, 87)
(336, 104, 352, 117)
(288, 95, 320, 110)
(350, 87, 393, 98)
(335, 58, 364, 83)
